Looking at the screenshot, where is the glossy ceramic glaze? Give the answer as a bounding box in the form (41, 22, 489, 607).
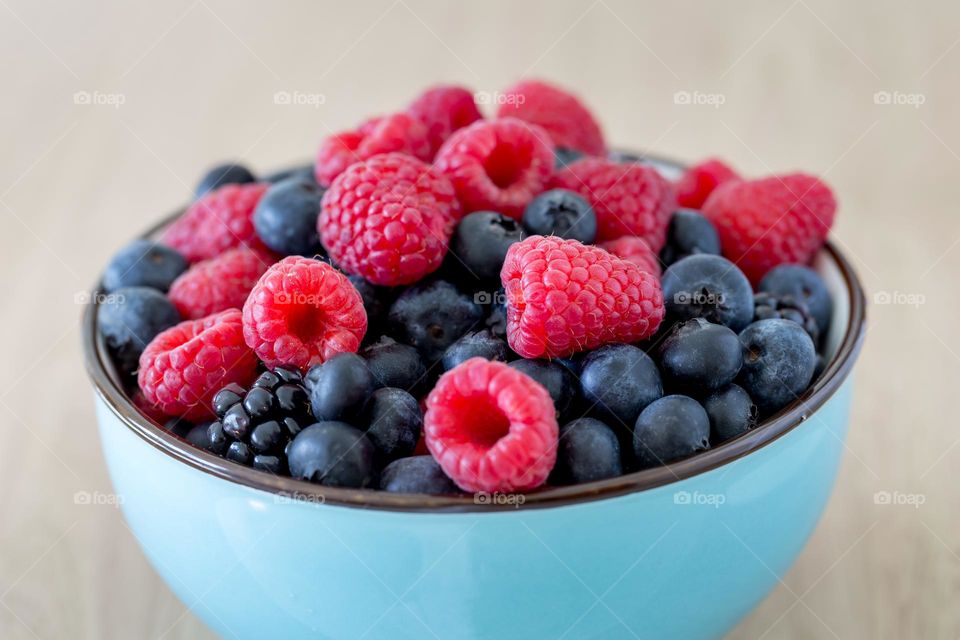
(84, 158, 866, 639)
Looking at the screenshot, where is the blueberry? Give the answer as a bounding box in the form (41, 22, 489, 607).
(360, 336, 427, 391)
(361, 388, 422, 462)
(484, 294, 508, 340)
(380, 456, 460, 494)
(753, 292, 819, 345)
(508, 359, 577, 420)
(388, 280, 484, 363)
(226, 441, 253, 465)
(607, 150, 643, 164)
(661, 254, 754, 332)
(660, 209, 721, 266)
(702, 384, 757, 442)
(658, 318, 742, 392)
(213, 383, 245, 418)
(102, 240, 188, 293)
(222, 404, 251, 440)
(580, 344, 662, 429)
(305, 353, 374, 421)
(552, 418, 623, 485)
(555, 147, 585, 169)
(287, 421, 377, 488)
(253, 177, 324, 256)
(253, 455, 283, 474)
(205, 421, 228, 454)
(758, 264, 832, 336)
(348, 275, 393, 334)
(98, 287, 181, 374)
(738, 319, 816, 414)
(450, 211, 524, 282)
(263, 163, 314, 185)
(522, 189, 596, 244)
(442, 330, 509, 370)
(250, 420, 284, 454)
(185, 422, 210, 448)
(633, 395, 710, 468)
(195, 162, 255, 197)
(242, 386, 276, 420)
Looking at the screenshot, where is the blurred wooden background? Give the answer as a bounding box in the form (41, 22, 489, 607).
(1, 0, 958, 637)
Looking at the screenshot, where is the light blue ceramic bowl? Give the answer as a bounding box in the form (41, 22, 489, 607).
(83, 160, 866, 640)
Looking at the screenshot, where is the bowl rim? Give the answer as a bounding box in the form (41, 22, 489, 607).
(82, 158, 867, 513)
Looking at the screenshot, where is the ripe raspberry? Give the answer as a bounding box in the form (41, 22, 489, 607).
(319, 153, 460, 286)
(137, 309, 257, 421)
(407, 85, 483, 157)
(434, 118, 554, 220)
(314, 113, 431, 186)
(551, 158, 675, 248)
(675, 158, 739, 209)
(242, 256, 367, 371)
(161, 183, 268, 263)
(501, 236, 664, 359)
(424, 357, 558, 492)
(496, 79, 606, 156)
(168, 248, 275, 320)
(598, 236, 662, 277)
(702, 174, 836, 283)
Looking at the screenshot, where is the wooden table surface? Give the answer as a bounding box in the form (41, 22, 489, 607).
(1, 1, 957, 637)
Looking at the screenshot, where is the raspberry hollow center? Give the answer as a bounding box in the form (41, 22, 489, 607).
(484, 142, 530, 189)
(287, 302, 327, 344)
(457, 394, 511, 448)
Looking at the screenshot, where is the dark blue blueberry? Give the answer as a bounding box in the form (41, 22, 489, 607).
(242, 386, 276, 420)
(98, 287, 181, 374)
(360, 336, 427, 391)
(738, 319, 816, 414)
(658, 318, 742, 392)
(759, 264, 833, 337)
(661, 254, 753, 332)
(362, 388, 422, 463)
(702, 384, 757, 442)
(484, 294, 508, 340)
(213, 383, 245, 418)
(205, 421, 228, 454)
(660, 209, 721, 266)
(195, 162, 255, 197)
(388, 280, 484, 363)
(287, 421, 377, 488)
(580, 344, 663, 429)
(442, 330, 509, 370)
(102, 240, 188, 293)
(253, 176, 324, 256)
(522, 189, 597, 244)
(380, 456, 460, 494)
(348, 275, 393, 334)
(305, 353, 374, 421)
(250, 420, 284, 454)
(226, 441, 252, 465)
(263, 162, 314, 185)
(607, 150, 643, 164)
(253, 455, 283, 474)
(552, 418, 623, 485)
(555, 147, 585, 168)
(753, 292, 819, 345)
(633, 395, 710, 468)
(222, 404, 251, 440)
(508, 358, 577, 420)
(184, 422, 210, 448)
(450, 211, 524, 282)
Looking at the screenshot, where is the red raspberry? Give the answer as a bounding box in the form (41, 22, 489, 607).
(168, 248, 275, 320)
(242, 256, 367, 371)
(702, 173, 837, 283)
(407, 85, 483, 157)
(137, 309, 257, 421)
(551, 158, 675, 249)
(434, 118, 554, 220)
(496, 79, 606, 156)
(319, 153, 460, 286)
(598, 236, 662, 277)
(424, 357, 558, 493)
(161, 183, 268, 263)
(314, 113, 431, 186)
(501, 236, 664, 359)
(675, 158, 739, 209)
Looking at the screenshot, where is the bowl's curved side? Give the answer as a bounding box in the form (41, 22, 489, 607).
(97, 373, 853, 640)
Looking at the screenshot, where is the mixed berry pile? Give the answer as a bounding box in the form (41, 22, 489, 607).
(97, 80, 837, 496)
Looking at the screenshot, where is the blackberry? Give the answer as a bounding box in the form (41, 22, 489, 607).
(753, 292, 820, 346)
(200, 368, 314, 475)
